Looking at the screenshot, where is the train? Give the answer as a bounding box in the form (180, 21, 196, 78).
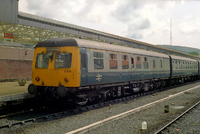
(28, 37, 200, 105)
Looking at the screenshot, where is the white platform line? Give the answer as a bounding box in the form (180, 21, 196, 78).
(65, 85, 200, 134)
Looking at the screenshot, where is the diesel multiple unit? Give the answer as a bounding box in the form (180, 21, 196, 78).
(28, 38, 200, 105)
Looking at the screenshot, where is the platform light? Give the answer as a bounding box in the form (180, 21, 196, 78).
(25, 50, 28, 55)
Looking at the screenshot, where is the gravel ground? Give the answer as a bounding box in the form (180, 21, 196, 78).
(161, 101, 200, 134)
(1, 82, 200, 134)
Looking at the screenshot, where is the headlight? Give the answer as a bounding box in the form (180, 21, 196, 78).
(64, 78, 69, 82)
(35, 77, 40, 81)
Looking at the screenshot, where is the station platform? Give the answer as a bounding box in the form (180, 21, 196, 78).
(0, 81, 35, 102)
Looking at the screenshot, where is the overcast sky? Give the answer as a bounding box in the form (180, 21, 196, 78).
(19, 0, 200, 49)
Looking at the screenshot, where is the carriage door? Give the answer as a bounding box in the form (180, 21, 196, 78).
(131, 55, 135, 80)
(80, 48, 88, 86)
(153, 59, 156, 78)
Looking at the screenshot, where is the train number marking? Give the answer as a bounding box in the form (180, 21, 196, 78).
(96, 74, 102, 81)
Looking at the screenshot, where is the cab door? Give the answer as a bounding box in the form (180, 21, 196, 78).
(80, 48, 88, 86)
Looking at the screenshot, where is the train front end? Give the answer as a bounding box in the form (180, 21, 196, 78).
(28, 38, 81, 98)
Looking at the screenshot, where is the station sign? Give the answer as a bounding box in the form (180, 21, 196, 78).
(4, 33, 14, 39)
(4, 33, 14, 43)
(4, 38, 13, 43)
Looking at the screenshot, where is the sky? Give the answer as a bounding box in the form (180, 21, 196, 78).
(19, 0, 200, 49)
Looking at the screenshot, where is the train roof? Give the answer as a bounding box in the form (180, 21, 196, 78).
(35, 38, 169, 58)
(170, 55, 197, 62)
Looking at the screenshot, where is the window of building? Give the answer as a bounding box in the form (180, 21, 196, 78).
(81, 53, 86, 68)
(136, 56, 141, 69)
(143, 57, 148, 69)
(94, 51, 104, 69)
(122, 55, 129, 69)
(109, 53, 118, 69)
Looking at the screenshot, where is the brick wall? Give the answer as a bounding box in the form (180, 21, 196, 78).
(0, 46, 34, 81)
(0, 59, 32, 81)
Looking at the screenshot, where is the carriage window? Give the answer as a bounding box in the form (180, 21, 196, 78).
(153, 60, 156, 69)
(109, 53, 118, 69)
(143, 57, 148, 69)
(55, 53, 72, 68)
(131, 57, 134, 68)
(81, 54, 86, 68)
(94, 52, 104, 69)
(185, 62, 187, 69)
(175, 61, 178, 69)
(136, 56, 141, 69)
(35, 53, 50, 68)
(188, 62, 190, 69)
(122, 55, 129, 69)
(160, 60, 163, 68)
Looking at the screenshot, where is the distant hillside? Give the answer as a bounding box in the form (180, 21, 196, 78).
(156, 45, 200, 55)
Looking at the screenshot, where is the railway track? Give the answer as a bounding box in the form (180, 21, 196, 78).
(65, 82, 200, 134)
(0, 80, 199, 131)
(154, 99, 200, 134)
(0, 87, 163, 130)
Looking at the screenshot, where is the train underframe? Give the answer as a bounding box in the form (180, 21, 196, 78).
(30, 75, 199, 107)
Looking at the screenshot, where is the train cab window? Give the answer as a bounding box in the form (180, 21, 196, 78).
(136, 57, 141, 69)
(109, 53, 118, 69)
(81, 54, 86, 68)
(55, 53, 72, 68)
(94, 52, 104, 69)
(131, 57, 134, 68)
(143, 57, 148, 69)
(35, 53, 50, 68)
(122, 55, 129, 69)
